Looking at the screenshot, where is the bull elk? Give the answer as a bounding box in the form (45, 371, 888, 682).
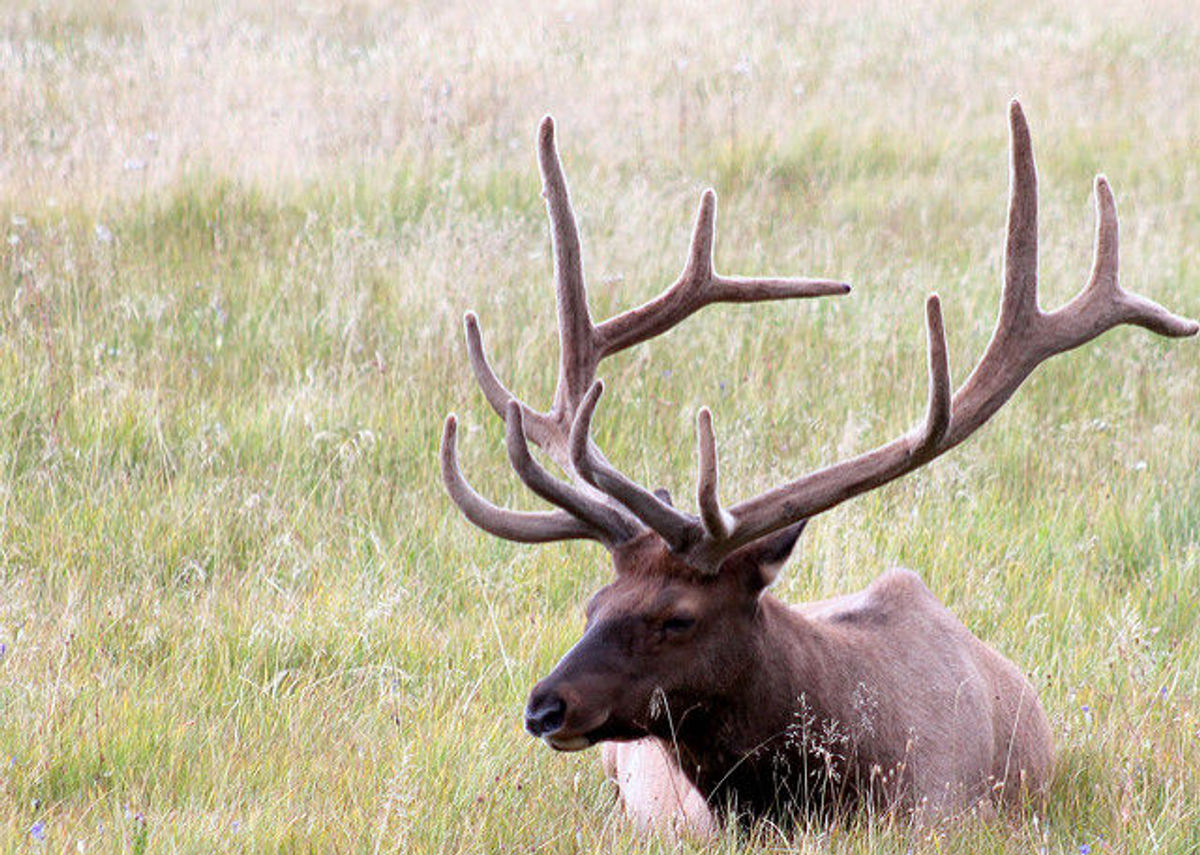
(440, 101, 1197, 833)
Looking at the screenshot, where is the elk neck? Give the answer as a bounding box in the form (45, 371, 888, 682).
(653, 593, 853, 822)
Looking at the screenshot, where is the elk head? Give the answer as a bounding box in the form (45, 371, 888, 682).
(524, 521, 808, 751)
(441, 103, 1197, 757)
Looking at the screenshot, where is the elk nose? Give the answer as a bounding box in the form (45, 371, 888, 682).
(525, 690, 566, 737)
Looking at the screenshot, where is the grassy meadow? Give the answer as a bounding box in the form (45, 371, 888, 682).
(1, 0, 1198, 851)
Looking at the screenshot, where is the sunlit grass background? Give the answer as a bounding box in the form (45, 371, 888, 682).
(1, 0, 1198, 851)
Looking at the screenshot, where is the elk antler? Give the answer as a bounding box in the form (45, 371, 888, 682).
(442, 103, 1197, 570)
(442, 116, 850, 551)
(680, 100, 1198, 569)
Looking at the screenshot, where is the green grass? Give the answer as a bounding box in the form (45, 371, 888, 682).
(2, 0, 1199, 851)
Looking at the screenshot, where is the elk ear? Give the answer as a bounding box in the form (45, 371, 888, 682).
(723, 520, 808, 594)
(654, 488, 674, 506)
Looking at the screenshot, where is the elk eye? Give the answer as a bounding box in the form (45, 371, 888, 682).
(661, 615, 696, 634)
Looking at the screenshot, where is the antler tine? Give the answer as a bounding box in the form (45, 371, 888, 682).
(539, 116, 601, 419)
(504, 402, 638, 546)
(440, 415, 598, 543)
(696, 407, 735, 542)
(1044, 175, 1200, 348)
(463, 312, 515, 419)
(913, 295, 952, 456)
(1087, 174, 1120, 299)
(569, 382, 698, 551)
(595, 190, 851, 359)
(1001, 99, 1040, 328)
(684, 188, 718, 282)
(464, 312, 563, 452)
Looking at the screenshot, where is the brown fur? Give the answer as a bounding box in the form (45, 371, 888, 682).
(527, 531, 1053, 831)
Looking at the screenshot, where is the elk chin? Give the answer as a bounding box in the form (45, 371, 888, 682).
(545, 734, 592, 752)
(545, 715, 652, 751)
(529, 698, 653, 753)
(537, 708, 613, 752)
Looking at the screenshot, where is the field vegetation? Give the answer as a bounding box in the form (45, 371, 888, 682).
(1, 0, 1197, 851)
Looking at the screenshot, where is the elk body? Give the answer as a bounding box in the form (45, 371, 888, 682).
(441, 102, 1197, 833)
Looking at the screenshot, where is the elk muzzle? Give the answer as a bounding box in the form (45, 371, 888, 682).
(524, 622, 640, 751)
(524, 677, 611, 751)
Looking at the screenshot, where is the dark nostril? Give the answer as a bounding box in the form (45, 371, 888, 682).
(525, 692, 566, 737)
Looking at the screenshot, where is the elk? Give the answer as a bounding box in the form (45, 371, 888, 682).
(440, 101, 1197, 833)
